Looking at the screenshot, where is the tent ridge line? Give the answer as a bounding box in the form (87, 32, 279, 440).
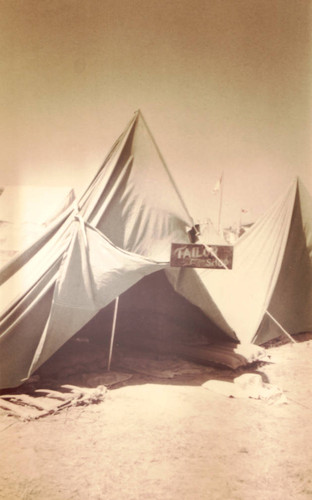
(138, 110, 194, 226)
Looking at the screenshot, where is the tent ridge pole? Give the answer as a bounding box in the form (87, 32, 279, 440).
(138, 110, 194, 224)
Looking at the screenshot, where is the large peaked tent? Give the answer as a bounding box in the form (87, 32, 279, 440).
(0, 110, 311, 389)
(0, 111, 195, 389)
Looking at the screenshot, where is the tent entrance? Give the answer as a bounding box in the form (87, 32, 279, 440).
(36, 270, 236, 381)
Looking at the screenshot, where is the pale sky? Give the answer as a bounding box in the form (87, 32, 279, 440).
(0, 0, 311, 227)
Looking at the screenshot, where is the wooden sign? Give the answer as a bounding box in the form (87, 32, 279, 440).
(170, 243, 233, 269)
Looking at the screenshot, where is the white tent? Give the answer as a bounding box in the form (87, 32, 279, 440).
(0, 111, 193, 388)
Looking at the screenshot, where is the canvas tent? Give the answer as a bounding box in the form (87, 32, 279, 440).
(0, 110, 311, 389)
(253, 178, 312, 343)
(168, 177, 312, 345)
(0, 111, 197, 389)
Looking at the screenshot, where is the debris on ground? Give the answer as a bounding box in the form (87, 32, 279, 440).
(0, 384, 107, 421)
(202, 372, 287, 404)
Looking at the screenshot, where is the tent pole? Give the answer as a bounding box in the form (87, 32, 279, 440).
(107, 296, 120, 371)
(265, 310, 297, 343)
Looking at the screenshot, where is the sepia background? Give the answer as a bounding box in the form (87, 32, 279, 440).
(0, 0, 311, 228)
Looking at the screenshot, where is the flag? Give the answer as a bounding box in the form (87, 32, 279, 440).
(212, 174, 223, 194)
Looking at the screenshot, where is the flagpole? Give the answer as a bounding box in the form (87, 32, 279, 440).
(217, 173, 223, 235)
(238, 209, 242, 238)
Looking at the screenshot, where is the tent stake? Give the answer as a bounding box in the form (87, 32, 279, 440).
(265, 310, 297, 343)
(107, 296, 119, 371)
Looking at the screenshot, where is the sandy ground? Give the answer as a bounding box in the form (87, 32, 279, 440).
(0, 336, 312, 500)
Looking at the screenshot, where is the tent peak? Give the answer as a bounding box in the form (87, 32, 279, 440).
(133, 109, 143, 120)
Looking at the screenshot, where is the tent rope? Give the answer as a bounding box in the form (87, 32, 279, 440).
(202, 243, 230, 270)
(265, 310, 297, 343)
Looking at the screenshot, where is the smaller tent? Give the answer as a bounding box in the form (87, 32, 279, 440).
(0, 186, 75, 226)
(168, 177, 312, 345)
(0, 186, 75, 267)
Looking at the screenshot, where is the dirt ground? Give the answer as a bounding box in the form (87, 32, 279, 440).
(1, 335, 312, 500)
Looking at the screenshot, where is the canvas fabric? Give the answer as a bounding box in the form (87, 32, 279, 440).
(29, 221, 166, 376)
(254, 179, 312, 343)
(0, 109, 311, 389)
(79, 112, 193, 261)
(0, 111, 191, 388)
